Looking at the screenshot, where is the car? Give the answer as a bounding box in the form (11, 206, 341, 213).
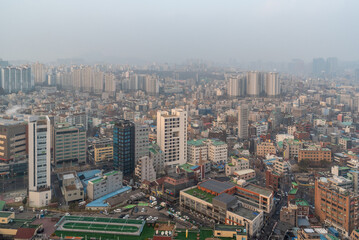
(157, 206, 164, 211)
(114, 208, 122, 213)
(134, 207, 138, 213)
(141, 208, 145, 213)
(118, 214, 126, 218)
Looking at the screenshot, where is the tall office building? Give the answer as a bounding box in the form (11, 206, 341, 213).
(135, 124, 149, 164)
(113, 120, 135, 176)
(238, 105, 249, 139)
(28, 116, 52, 208)
(227, 74, 245, 97)
(32, 62, 46, 84)
(157, 109, 187, 167)
(246, 71, 264, 96)
(265, 72, 280, 97)
(53, 122, 86, 170)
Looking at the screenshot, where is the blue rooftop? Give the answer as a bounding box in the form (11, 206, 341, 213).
(86, 186, 131, 208)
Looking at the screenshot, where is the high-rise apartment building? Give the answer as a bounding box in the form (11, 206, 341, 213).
(145, 75, 159, 94)
(238, 105, 249, 139)
(135, 124, 149, 164)
(0, 66, 32, 93)
(157, 109, 187, 167)
(32, 62, 46, 84)
(227, 74, 245, 97)
(53, 122, 86, 169)
(265, 72, 280, 97)
(113, 120, 135, 176)
(28, 116, 52, 208)
(246, 71, 264, 96)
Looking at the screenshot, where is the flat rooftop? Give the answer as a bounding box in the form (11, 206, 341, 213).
(242, 184, 272, 197)
(214, 224, 246, 234)
(184, 187, 215, 203)
(231, 207, 260, 221)
(199, 179, 234, 194)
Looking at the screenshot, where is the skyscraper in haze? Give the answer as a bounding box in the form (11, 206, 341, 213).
(28, 116, 52, 207)
(238, 105, 249, 139)
(326, 57, 338, 75)
(157, 109, 187, 167)
(265, 72, 280, 97)
(312, 58, 326, 76)
(0, 66, 32, 93)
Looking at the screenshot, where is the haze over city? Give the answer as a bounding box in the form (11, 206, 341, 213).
(1, 0, 359, 63)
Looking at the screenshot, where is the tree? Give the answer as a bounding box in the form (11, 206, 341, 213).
(22, 197, 27, 205)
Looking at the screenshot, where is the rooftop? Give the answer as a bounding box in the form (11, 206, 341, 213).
(213, 193, 237, 205)
(242, 184, 272, 197)
(231, 207, 261, 221)
(86, 186, 131, 207)
(295, 199, 309, 207)
(199, 179, 234, 194)
(289, 188, 298, 195)
(184, 187, 216, 203)
(187, 139, 207, 146)
(0, 118, 24, 126)
(214, 224, 246, 235)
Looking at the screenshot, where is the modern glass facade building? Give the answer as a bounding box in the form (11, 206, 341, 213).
(113, 120, 135, 176)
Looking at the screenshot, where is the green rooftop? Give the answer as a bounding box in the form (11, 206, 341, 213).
(104, 170, 119, 177)
(288, 188, 298, 195)
(0, 211, 13, 218)
(292, 182, 298, 186)
(184, 187, 215, 203)
(210, 140, 226, 146)
(295, 199, 309, 207)
(187, 139, 207, 146)
(179, 163, 195, 172)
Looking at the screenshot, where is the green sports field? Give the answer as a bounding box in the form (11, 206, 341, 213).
(63, 222, 139, 233)
(64, 216, 143, 225)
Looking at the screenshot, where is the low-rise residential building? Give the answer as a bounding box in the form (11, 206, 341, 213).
(187, 139, 208, 164)
(256, 141, 276, 157)
(87, 170, 123, 200)
(58, 171, 84, 204)
(207, 139, 228, 163)
(233, 169, 256, 181)
(226, 156, 249, 176)
(298, 146, 331, 166)
(273, 158, 290, 175)
(283, 139, 304, 160)
(93, 138, 113, 163)
(265, 169, 280, 192)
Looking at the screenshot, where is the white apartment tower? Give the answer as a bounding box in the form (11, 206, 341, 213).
(157, 109, 187, 167)
(28, 116, 52, 208)
(266, 72, 280, 97)
(227, 74, 246, 97)
(238, 105, 249, 139)
(246, 71, 264, 96)
(135, 124, 149, 164)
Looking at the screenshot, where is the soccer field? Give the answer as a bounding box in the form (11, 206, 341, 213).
(63, 222, 139, 233)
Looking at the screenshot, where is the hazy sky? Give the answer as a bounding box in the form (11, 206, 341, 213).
(1, 0, 358, 63)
